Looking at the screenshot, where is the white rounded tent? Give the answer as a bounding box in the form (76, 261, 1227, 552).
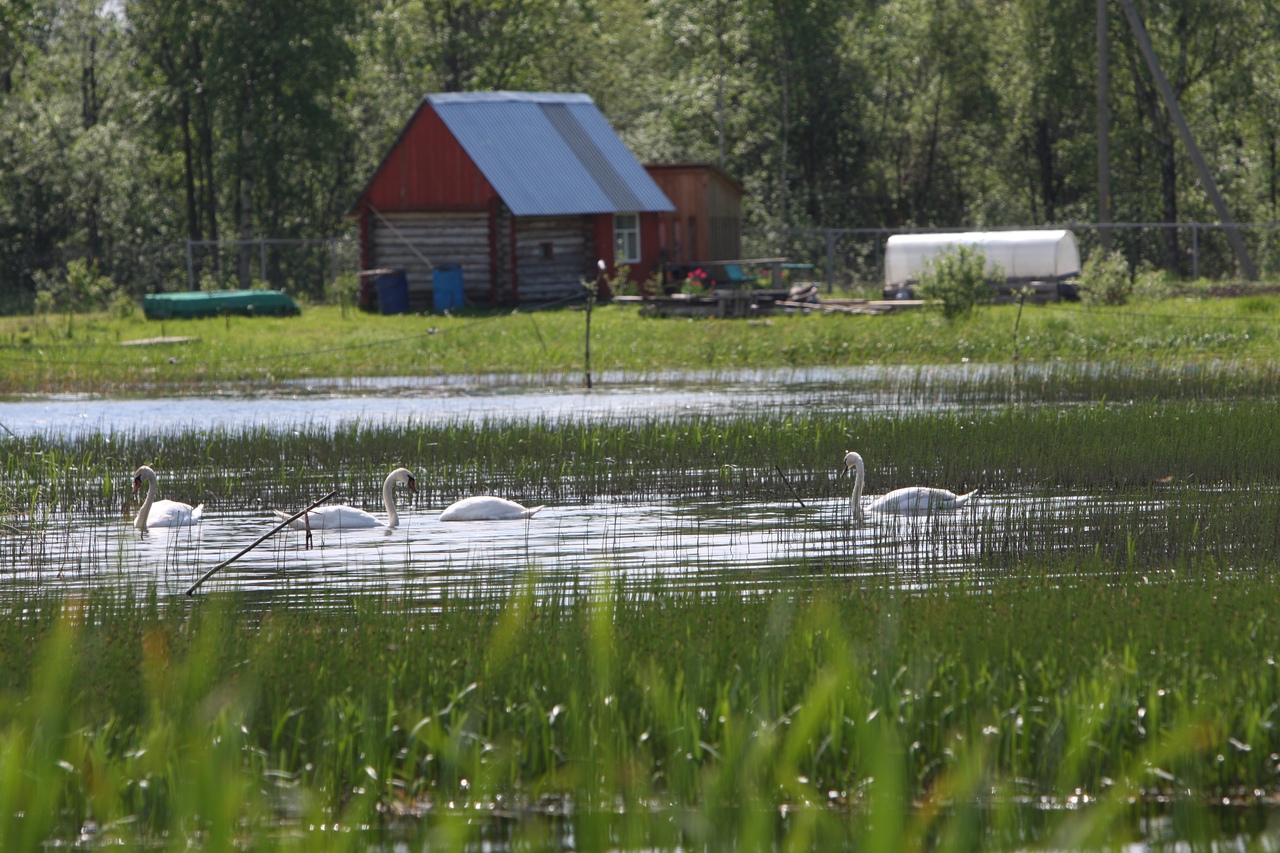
(884, 230, 1081, 285)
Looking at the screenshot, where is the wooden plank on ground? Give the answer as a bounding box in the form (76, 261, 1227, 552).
(119, 336, 200, 347)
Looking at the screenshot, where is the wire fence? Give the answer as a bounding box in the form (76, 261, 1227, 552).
(744, 223, 1280, 292)
(5, 223, 1280, 312)
(0, 238, 360, 312)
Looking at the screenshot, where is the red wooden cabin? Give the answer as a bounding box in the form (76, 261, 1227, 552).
(351, 92, 674, 307)
(645, 163, 744, 269)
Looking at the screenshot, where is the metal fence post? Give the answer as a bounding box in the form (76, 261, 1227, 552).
(875, 230, 884, 288)
(1192, 224, 1199, 281)
(259, 239, 267, 284)
(186, 240, 194, 291)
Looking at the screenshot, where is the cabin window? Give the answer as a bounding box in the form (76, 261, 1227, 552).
(615, 213, 640, 263)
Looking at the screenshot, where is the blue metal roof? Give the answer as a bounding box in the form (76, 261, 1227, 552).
(428, 92, 674, 217)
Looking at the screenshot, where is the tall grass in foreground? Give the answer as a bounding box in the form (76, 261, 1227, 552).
(2, 572, 1279, 850)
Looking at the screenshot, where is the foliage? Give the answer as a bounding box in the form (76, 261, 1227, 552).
(0, 0, 1275, 307)
(1079, 249, 1132, 305)
(913, 245, 997, 319)
(326, 270, 359, 316)
(1131, 261, 1173, 302)
(108, 289, 136, 319)
(680, 267, 709, 295)
(32, 258, 123, 314)
(596, 262, 628, 298)
(612, 267, 663, 298)
(1, 564, 1279, 847)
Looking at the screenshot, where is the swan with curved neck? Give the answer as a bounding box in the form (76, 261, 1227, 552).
(133, 466, 204, 531)
(439, 495, 544, 522)
(841, 451, 980, 518)
(274, 467, 417, 529)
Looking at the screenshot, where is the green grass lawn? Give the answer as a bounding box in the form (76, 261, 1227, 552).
(2, 294, 1280, 394)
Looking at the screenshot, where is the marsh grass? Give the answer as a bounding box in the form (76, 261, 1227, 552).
(5, 299, 1280, 394)
(6, 399, 1280, 509)
(1, 572, 1277, 849)
(7, 401, 1280, 590)
(5, 393, 1280, 847)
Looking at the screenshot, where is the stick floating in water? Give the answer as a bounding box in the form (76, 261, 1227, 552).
(775, 464, 806, 508)
(186, 489, 338, 596)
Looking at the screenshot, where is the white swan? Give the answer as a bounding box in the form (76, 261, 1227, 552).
(841, 451, 979, 519)
(133, 466, 204, 531)
(439, 495, 544, 522)
(273, 467, 417, 530)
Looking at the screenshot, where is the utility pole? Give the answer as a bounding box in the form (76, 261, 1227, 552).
(1097, 0, 1111, 252)
(1118, 0, 1257, 280)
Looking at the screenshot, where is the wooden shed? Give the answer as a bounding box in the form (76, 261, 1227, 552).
(643, 163, 744, 268)
(351, 91, 675, 308)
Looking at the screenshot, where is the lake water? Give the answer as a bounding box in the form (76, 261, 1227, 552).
(9, 491, 1161, 601)
(0, 367, 1229, 599)
(0, 364, 1046, 436)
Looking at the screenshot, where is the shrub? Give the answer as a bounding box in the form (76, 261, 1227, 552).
(601, 264, 635, 297)
(1131, 261, 1172, 302)
(109, 290, 138, 319)
(914, 245, 997, 320)
(327, 271, 359, 312)
(1079, 250, 1131, 305)
(33, 260, 123, 314)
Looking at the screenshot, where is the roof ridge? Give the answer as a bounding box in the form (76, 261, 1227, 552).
(427, 91, 594, 105)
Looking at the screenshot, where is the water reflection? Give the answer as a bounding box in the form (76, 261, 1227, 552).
(0, 365, 1052, 437)
(4, 491, 1171, 601)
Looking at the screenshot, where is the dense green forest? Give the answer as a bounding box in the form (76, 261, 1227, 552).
(1, 0, 1279, 303)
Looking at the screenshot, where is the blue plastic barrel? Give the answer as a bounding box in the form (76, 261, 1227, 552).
(375, 270, 409, 315)
(432, 264, 465, 312)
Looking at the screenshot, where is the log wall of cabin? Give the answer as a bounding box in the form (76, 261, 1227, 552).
(371, 211, 490, 309)
(513, 215, 592, 303)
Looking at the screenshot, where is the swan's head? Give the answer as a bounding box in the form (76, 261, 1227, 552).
(839, 451, 864, 478)
(133, 465, 156, 493)
(389, 467, 418, 492)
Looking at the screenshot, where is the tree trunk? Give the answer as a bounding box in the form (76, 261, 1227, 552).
(238, 98, 255, 288)
(180, 89, 200, 246)
(193, 38, 218, 278)
(779, 65, 789, 225)
(1269, 132, 1277, 216)
(1159, 128, 1179, 273)
(81, 32, 101, 262)
(1033, 119, 1058, 223)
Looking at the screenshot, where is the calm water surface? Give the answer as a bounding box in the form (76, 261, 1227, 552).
(0, 365, 1047, 436)
(9, 491, 1161, 601)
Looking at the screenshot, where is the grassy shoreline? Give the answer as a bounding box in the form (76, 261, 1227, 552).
(2, 295, 1280, 394)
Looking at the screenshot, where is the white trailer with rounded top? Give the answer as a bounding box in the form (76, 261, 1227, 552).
(883, 229, 1081, 300)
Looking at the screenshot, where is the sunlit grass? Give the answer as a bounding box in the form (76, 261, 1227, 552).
(4, 297, 1280, 393)
(1, 570, 1277, 849)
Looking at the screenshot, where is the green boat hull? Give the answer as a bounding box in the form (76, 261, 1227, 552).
(143, 290, 300, 320)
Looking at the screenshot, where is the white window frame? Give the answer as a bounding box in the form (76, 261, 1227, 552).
(614, 213, 640, 264)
